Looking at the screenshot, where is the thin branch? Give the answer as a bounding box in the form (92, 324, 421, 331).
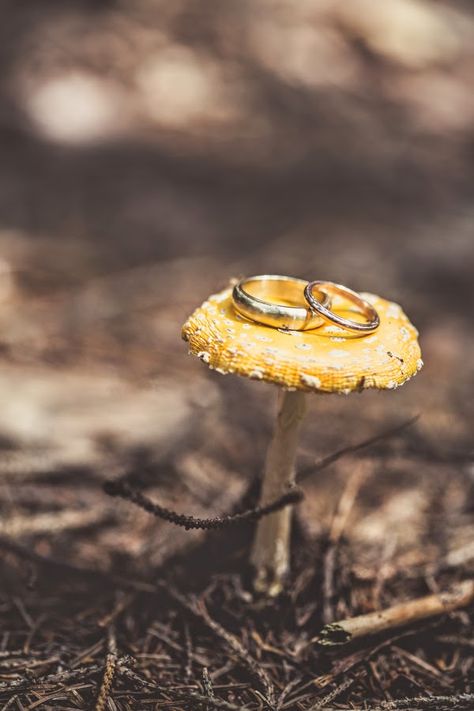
(159, 585, 275, 709)
(104, 480, 303, 530)
(0, 658, 123, 695)
(322, 460, 371, 624)
(298, 415, 419, 482)
(195, 599, 276, 708)
(169, 690, 249, 711)
(202, 666, 215, 706)
(327, 693, 474, 710)
(307, 676, 355, 710)
(95, 627, 118, 711)
(0, 534, 156, 593)
(117, 662, 246, 711)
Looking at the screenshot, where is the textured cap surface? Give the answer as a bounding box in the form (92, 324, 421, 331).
(182, 285, 422, 393)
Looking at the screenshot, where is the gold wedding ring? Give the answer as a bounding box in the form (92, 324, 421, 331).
(232, 275, 331, 331)
(304, 280, 380, 334)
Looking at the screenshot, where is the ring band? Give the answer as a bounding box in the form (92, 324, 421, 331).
(232, 275, 332, 331)
(304, 280, 380, 334)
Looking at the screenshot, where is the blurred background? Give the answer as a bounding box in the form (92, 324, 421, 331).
(0, 0, 473, 573)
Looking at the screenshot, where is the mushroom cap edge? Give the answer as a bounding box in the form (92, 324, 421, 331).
(182, 286, 422, 394)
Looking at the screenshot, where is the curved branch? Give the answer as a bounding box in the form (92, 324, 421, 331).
(104, 480, 303, 530)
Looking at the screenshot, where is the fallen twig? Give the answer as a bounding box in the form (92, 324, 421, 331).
(0, 659, 108, 695)
(95, 626, 118, 711)
(298, 415, 419, 482)
(0, 533, 157, 593)
(0, 695, 19, 711)
(172, 690, 248, 710)
(202, 666, 215, 699)
(319, 579, 474, 646)
(195, 599, 276, 708)
(104, 479, 303, 530)
(326, 693, 474, 710)
(0, 507, 109, 537)
(98, 592, 136, 628)
(308, 676, 355, 709)
(322, 460, 371, 624)
(117, 661, 245, 710)
(95, 655, 117, 711)
(157, 583, 276, 706)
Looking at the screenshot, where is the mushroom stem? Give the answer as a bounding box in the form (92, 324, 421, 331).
(251, 388, 307, 596)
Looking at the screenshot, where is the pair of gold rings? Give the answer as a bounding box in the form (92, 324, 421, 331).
(232, 275, 380, 334)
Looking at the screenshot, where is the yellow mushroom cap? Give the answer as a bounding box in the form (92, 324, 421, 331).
(182, 284, 422, 394)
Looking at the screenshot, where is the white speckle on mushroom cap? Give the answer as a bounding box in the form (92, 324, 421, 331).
(416, 358, 424, 370)
(295, 343, 311, 350)
(329, 349, 348, 357)
(197, 351, 210, 363)
(212, 291, 229, 303)
(386, 303, 402, 318)
(361, 293, 380, 305)
(249, 368, 264, 379)
(300, 373, 322, 388)
(330, 337, 346, 342)
(256, 335, 272, 342)
(324, 325, 344, 334)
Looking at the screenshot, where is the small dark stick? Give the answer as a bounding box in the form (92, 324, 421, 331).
(202, 666, 215, 698)
(307, 676, 355, 710)
(195, 600, 276, 708)
(0, 694, 19, 711)
(117, 662, 244, 711)
(0, 659, 120, 695)
(103, 479, 303, 530)
(356, 693, 474, 710)
(298, 415, 419, 482)
(164, 584, 276, 709)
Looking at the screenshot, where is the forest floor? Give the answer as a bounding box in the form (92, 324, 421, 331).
(0, 0, 474, 708)
(0, 262, 472, 709)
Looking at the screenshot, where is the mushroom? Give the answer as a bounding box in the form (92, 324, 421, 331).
(182, 280, 422, 596)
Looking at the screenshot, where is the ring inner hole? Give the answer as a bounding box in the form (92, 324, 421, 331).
(245, 279, 323, 308)
(323, 292, 370, 322)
